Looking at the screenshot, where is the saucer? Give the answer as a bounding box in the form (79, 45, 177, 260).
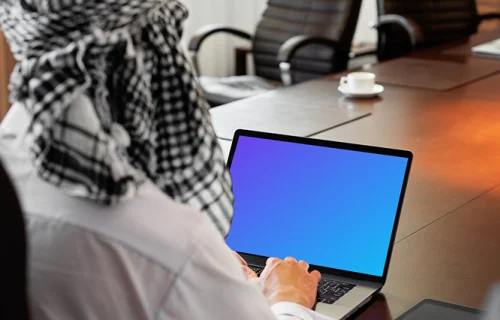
(338, 84, 384, 98)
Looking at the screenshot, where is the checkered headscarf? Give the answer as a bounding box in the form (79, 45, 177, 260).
(0, 0, 234, 235)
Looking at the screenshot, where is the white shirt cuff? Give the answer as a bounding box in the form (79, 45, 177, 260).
(271, 302, 335, 320)
(271, 302, 314, 320)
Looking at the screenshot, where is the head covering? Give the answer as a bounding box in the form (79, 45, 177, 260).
(0, 0, 234, 236)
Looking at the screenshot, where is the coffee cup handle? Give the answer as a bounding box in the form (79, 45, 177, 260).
(340, 76, 348, 87)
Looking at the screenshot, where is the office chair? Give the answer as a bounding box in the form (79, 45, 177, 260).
(374, 0, 500, 61)
(189, 0, 363, 106)
(0, 161, 30, 320)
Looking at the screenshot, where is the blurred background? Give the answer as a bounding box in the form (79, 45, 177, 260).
(1, 0, 500, 117)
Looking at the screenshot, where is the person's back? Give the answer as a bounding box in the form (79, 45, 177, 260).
(0, 0, 328, 319)
(1, 127, 277, 320)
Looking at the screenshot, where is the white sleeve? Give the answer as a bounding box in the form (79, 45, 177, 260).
(272, 302, 336, 320)
(157, 222, 335, 320)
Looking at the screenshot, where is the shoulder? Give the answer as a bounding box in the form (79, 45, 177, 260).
(34, 179, 214, 271)
(1, 140, 214, 273)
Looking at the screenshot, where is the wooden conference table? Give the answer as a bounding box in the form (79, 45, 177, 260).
(212, 29, 500, 319)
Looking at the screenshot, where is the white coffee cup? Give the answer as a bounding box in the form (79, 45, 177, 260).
(340, 72, 376, 94)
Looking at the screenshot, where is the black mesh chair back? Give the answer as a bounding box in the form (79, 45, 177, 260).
(381, 0, 479, 43)
(253, 0, 362, 83)
(377, 0, 480, 60)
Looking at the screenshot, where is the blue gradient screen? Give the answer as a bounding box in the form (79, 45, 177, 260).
(226, 136, 409, 277)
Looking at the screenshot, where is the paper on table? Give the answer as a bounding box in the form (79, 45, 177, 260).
(472, 38, 500, 56)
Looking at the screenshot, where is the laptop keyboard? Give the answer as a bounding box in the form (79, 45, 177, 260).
(248, 266, 356, 305)
(317, 279, 356, 304)
(250, 266, 263, 276)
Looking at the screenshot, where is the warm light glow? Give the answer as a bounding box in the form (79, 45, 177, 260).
(413, 99, 500, 189)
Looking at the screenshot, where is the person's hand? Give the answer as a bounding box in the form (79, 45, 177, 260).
(233, 251, 259, 282)
(259, 257, 321, 309)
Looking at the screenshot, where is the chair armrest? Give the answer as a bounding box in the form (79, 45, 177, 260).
(277, 35, 343, 63)
(277, 35, 346, 86)
(479, 13, 500, 22)
(371, 14, 424, 47)
(188, 24, 252, 52)
(188, 24, 252, 75)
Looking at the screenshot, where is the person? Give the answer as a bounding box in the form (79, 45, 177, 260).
(0, 0, 329, 319)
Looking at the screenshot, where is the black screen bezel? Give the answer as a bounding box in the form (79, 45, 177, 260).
(226, 129, 413, 285)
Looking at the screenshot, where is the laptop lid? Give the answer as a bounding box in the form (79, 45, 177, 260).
(225, 130, 413, 284)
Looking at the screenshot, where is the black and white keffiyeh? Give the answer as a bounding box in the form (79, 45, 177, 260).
(0, 0, 234, 235)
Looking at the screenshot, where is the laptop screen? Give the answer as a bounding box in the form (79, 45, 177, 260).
(226, 134, 410, 278)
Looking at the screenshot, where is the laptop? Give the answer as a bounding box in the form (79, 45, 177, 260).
(225, 130, 413, 319)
